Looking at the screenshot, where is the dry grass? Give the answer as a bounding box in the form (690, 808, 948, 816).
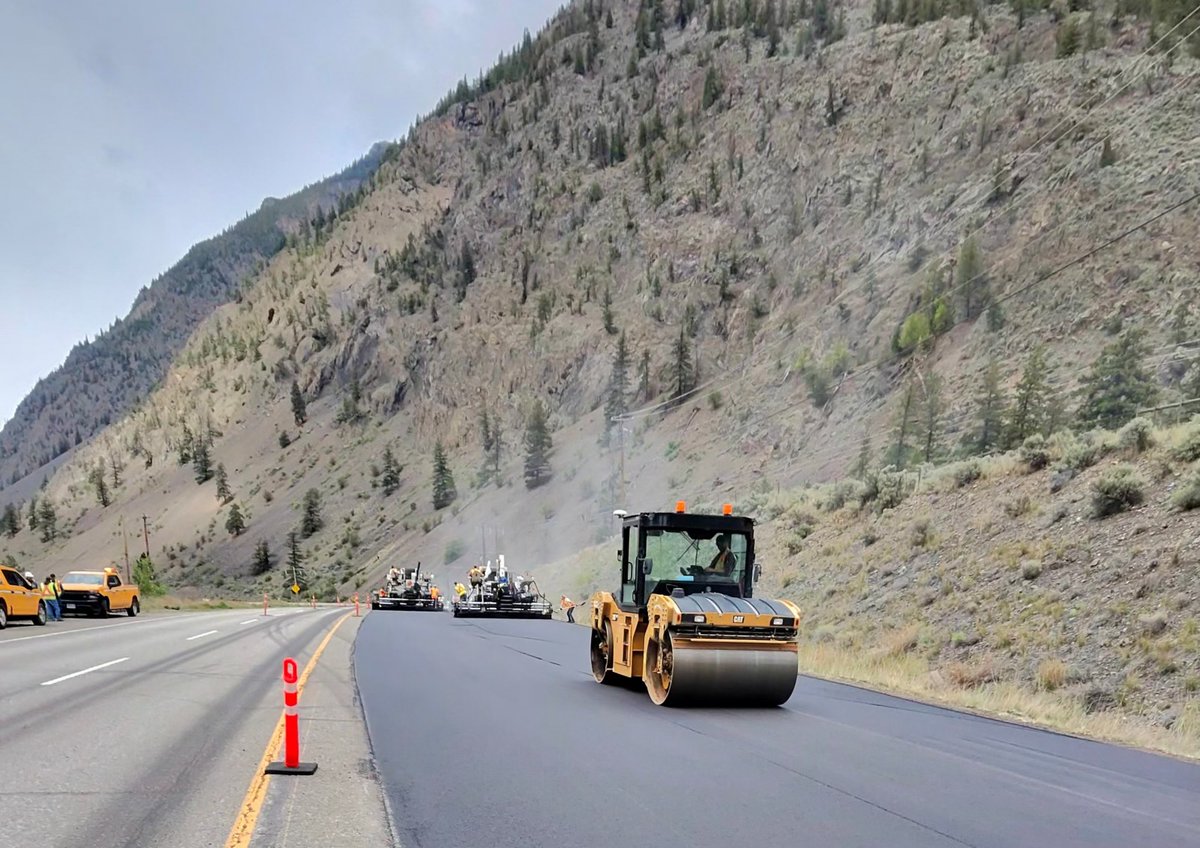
(798, 644, 1200, 761)
(142, 594, 272, 612)
(945, 656, 999, 688)
(1036, 658, 1068, 691)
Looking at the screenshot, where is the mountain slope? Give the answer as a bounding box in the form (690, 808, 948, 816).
(2, 0, 1199, 740)
(0, 143, 390, 490)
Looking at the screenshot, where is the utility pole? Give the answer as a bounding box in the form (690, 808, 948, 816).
(120, 516, 131, 583)
(140, 514, 150, 558)
(617, 419, 627, 510)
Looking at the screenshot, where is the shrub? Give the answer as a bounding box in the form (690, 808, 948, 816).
(1020, 434, 1049, 471)
(1172, 423, 1200, 463)
(1059, 441, 1099, 472)
(1172, 470, 1200, 511)
(910, 519, 933, 548)
(443, 538, 465, 564)
(1118, 417, 1155, 453)
(823, 480, 860, 511)
(945, 656, 998, 688)
(1037, 659, 1068, 691)
(875, 467, 912, 512)
(953, 460, 982, 488)
(707, 390, 724, 410)
(1003, 494, 1032, 519)
(1091, 465, 1145, 517)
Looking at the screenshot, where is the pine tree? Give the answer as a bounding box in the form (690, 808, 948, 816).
(38, 499, 57, 543)
(523, 400, 553, 489)
(432, 442, 457, 510)
(603, 332, 630, 444)
(215, 463, 232, 503)
(477, 411, 502, 487)
(28, 495, 39, 531)
(290, 381, 307, 426)
(109, 455, 122, 488)
(2, 503, 20, 538)
(225, 503, 246, 537)
(90, 462, 111, 508)
(973, 359, 1007, 454)
(381, 446, 401, 496)
(1005, 346, 1051, 447)
(920, 371, 944, 463)
(300, 488, 323, 538)
(638, 348, 652, 399)
(956, 235, 989, 320)
(178, 424, 194, 465)
(852, 433, 874, 479)
(286, 531, 305, 587)
(253, 539, 273, 575)
(602, 286, 617, 334)
(193, 439, 213, 484)
(887, 380, 918, 468)
(1077, 328, 1158, 430)
(671, 328, 695, 404)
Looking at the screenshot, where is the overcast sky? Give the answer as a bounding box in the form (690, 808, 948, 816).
(0, 0, 563, 425)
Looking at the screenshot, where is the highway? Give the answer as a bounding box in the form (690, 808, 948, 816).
(356, 612, 1200, 848)
(0, 605, 347, 848)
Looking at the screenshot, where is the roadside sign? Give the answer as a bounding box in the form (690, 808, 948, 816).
(291, 583, 300, 593)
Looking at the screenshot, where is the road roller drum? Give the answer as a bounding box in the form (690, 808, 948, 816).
(589, 502, 801, 707)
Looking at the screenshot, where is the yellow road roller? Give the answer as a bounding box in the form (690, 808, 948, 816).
(590, 502, 801, 706)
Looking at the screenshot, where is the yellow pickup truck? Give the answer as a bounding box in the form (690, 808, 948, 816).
(0, 564, 48, 628)
(59, 568, 140, 618)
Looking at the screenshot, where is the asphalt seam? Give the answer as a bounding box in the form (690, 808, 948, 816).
(351, 615, 402, 848)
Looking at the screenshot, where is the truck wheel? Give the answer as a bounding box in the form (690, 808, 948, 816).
(127, 597, 139, 617)
(34, 602, 47, 626)
(0, 602, 6, 629)
(99, 598, 111, 618)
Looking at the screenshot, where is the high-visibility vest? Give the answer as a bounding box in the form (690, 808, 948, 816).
(454, 583, 467, 597)
(430, 587, 440, 600)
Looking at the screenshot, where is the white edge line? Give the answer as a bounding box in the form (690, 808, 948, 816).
(0, 611, 225, 645)
(186, 629, 219, 641)
(41, 657, 130, 686)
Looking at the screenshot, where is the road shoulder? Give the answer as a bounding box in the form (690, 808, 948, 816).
(250, 613, 393, 847)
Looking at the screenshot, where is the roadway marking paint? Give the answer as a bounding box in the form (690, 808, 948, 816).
(224, 611, 353, 848)
(240, 619, 257, 625)
(187, 630, 219, 641)
(41, 657, 130, 686)
(0, 613, 215, 645)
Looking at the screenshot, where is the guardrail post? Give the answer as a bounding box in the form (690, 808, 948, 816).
(265, 657, 317, 775)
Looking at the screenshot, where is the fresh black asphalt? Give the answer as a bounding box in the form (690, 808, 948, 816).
(355, 611, 1200, 848)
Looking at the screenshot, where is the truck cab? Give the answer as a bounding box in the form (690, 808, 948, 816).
(0, 565, 48, 628)
(59, 568, 140, 618)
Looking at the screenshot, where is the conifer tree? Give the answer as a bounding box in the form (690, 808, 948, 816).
(887, 380, 918, 468)
(253, 539, 273, 575)
(920, 371, 944, 463)
(286, 531, 306, 589)
(2, 503, 18, 538)
(178, 424, 194, 465)
(974, 359, 1006, 453)
(1077, 329, 1158, 430)
(523, 401, 553, 489)
(1005, 346, 1051, 447)
(432, 442, 457, 509)
(38, 499, 57, 543)
(671, 328, 695, 404)
(215, 463, 232, 503)
(603, 332, 630, 444)
(290, 381, 307, 426)
(956, 235, 989, 320)
(193, 439, 213, 484)
(852, 433, 874, 479)
(638, 348, 652, 399)
(225, 503, 246, 537)
(300, 488, 323, 538)
(602, 286, 616, 334)
(477, 411, 502, 487)
(90, 462, 111, 508)
(27, 495, 39, 531)
(381, 446, 401, 496)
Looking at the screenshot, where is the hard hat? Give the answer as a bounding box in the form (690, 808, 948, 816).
(24, 571, 35, 581)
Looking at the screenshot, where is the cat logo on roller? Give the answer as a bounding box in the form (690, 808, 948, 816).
(590, 502, 801, 706)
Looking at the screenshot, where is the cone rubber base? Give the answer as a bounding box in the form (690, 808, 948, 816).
(265, 761, 318, 775)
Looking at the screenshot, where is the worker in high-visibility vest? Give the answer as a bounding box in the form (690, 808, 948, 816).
(430, 585, 440, 601)
(560, 595, 577, 624)
(454, 582, 467, 599)
(41, 575, 62, 621)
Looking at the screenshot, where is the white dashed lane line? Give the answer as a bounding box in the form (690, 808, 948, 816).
(41, 657, 130, 686)
(186, 630, 219, 641)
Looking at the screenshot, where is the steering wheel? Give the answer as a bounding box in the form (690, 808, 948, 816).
(680, 564, 705, 576)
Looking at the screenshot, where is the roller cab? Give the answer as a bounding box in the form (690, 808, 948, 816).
(590, 504, 800, 706)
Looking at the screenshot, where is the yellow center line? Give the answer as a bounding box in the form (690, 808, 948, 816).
(224, 611, 353, 848)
